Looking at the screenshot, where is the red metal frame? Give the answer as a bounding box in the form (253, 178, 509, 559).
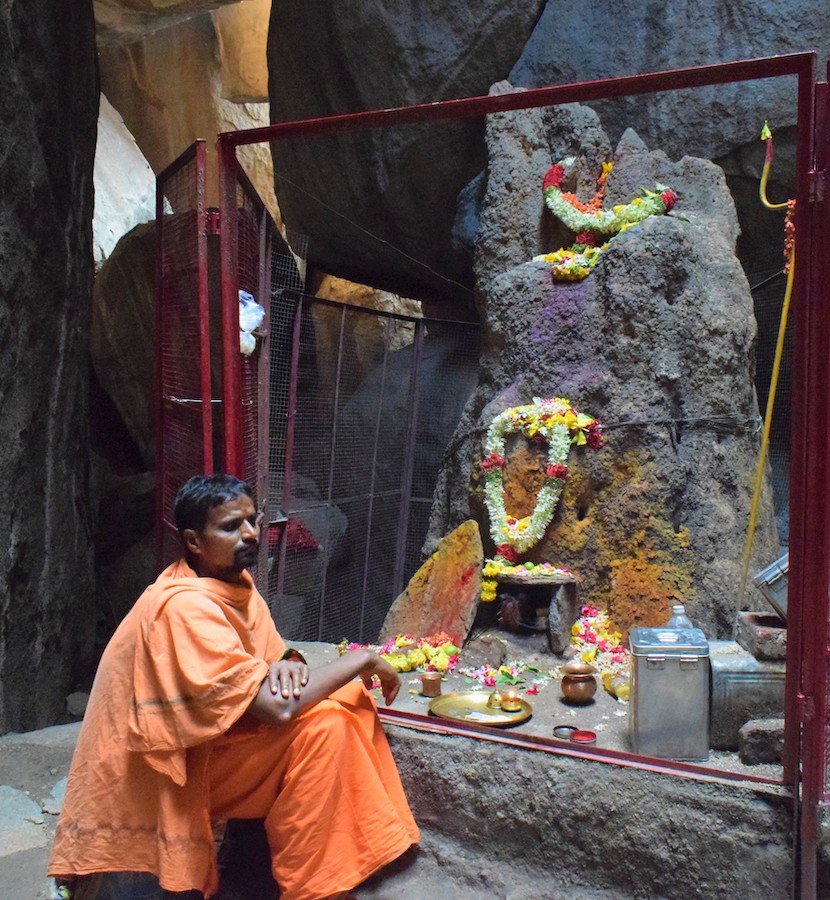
(378, 708, 782, 790)
(211, 52, 830, 892)
(788, 65, 830, 896)
(155, 139, 213, 564)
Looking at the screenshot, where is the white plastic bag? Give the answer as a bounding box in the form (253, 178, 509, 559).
(239, 290, 265, 356)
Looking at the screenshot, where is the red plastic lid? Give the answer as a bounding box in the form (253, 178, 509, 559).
(569, 729, 597, 744)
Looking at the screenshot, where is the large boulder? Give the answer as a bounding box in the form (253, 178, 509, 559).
(265, 2, 827, 301)
(0, 0, 98, 732)
(266, 1, 545, 302)
(428, 99, 779, 639)
(93, 95, 155, 270)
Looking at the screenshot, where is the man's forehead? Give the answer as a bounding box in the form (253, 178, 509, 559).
(206, 494, 255, 521)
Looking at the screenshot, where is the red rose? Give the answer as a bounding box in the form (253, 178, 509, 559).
(543, 164, 565, 191)
(546, 464, 569, 480)
(575, 231, 596, 246)
(661, 189, 677, 212)
(586, 428, 604, 450)
(496, 544, 520, 564)
(481, 452, 506, 471)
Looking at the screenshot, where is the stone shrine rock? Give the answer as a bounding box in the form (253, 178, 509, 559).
(379, 520, 483, 646)
(427, 98, 779, 640)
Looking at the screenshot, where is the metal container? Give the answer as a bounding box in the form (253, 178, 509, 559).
(629, 626, 710, 761)
(752, 551, 789, 622)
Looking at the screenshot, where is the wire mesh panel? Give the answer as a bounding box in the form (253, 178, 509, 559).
(234, 175, 270, 497)
(156, 141, 212, 565)
(267, 294, 479, 644)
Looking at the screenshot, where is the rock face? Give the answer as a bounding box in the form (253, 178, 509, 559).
(508, 1, 825, 163)
(386, 726, 792, 899)
(93, 95, 156, 270)
(99, 8, 277, 223)
(379, 520, 483, 646)
(0, 1, 98, 732)
(266, 1, 544, 302)
(427, 98, 779, 639)
(91, 222, 157, 468)
(265, 2, 827, 300)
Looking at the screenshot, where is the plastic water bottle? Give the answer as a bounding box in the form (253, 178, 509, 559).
(667, 602, 693, 628)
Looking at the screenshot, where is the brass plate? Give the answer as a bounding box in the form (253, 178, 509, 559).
(428, 691, 532, 728)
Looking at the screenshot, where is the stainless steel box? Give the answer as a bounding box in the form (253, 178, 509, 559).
(629, 626, 710, 761)
(752, 551, 789, 622)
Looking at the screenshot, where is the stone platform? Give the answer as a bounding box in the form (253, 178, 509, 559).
(1, 635, 797, 899)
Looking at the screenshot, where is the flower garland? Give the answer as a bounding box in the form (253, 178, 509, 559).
(534, 158, 677, 282)
(482, 397, 603, 556)
(542, 157, 677, 234)
(533, 224, 637, 281)
(479, 397, 602, 602)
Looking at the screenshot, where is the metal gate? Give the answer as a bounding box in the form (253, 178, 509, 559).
(157, 53, 830, 896)
(155, 140, 213, 563)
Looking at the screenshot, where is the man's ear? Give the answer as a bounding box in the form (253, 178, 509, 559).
(182, 528, 200, 556)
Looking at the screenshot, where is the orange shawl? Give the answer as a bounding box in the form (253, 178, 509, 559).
(50, 559, 284, 894)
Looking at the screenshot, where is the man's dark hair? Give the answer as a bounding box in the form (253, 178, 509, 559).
(173, 474, 253, 535)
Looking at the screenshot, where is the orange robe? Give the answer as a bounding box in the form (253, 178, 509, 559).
(49, 559, 419, 899)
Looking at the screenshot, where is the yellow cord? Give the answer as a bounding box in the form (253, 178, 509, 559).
(740, 245, 795, 591)
(759, 127, 790, 210)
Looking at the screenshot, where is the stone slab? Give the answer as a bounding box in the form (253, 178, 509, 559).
(0, 785, 48, 856)
(547, 581, 581, 654)
(739, 717, 785, 766)
(735, 611, 787, 661)
(1, 721, 82, 748)
(709, 640, 785, 750)
(379, 520, 483, 645)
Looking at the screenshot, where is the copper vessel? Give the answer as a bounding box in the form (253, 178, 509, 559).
(560, 660, 598, 704)
(421, 671, 442, 698)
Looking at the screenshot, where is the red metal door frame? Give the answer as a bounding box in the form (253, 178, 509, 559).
(790, 65, 830, 897)
(212, 53, 830, 891)
(155, 139, 213, 562)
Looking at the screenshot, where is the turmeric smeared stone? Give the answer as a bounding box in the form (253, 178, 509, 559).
(379, 520, 483, 646)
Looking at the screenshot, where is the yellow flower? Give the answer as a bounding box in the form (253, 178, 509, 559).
(407, 648, 427, 669)
(395, 635, 414, 648)
(383, 653, 411, 672)
(431, 651, 450, 671)
(481, 581, 498, 602)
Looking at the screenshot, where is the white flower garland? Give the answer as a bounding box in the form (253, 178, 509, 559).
(542, 158, 676, 236)
(481, 397, 603, 556)
(485, 421, 570, 552)
(544, 185, 674, 235)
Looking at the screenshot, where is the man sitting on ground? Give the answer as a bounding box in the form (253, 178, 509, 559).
(49, 473, 419, 899)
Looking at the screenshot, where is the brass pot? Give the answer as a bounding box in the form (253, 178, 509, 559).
(560, 661, 598, 705)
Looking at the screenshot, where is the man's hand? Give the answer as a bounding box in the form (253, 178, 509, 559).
(268, 659, 309, 698)
(359, 653, 401, 706)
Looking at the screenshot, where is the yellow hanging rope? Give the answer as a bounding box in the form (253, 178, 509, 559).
(739, 122, 795, 592)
